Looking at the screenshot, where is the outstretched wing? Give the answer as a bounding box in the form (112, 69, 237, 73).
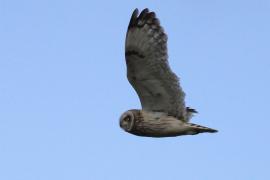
(125, 8, 187, 120)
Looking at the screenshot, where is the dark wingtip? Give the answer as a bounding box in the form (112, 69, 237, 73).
(133, 8, 139, 16)
(128, 8, 155, 29)
(137, 8, 149, 19)
(128, 8, 139, 29)
(142, 8, 149, 12)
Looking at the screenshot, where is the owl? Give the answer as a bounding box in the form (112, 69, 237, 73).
(120, 8, 217, 137)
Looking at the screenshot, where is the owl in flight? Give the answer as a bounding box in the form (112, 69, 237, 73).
(120, 8, 217, 137)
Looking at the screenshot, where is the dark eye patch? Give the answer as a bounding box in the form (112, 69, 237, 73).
(125, 117, 130, 121)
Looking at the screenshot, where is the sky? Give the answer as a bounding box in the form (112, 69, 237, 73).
(0, 0, 270, 179)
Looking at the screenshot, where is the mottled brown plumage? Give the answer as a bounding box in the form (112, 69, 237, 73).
(120, 8, 217, 137)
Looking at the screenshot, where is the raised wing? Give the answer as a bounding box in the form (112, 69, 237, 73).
(125, 8, 187, 120)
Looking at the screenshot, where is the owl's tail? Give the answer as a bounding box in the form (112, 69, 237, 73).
(185, 123, 218, 134)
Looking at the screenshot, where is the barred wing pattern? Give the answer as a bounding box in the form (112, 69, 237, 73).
(125, 8, 187, 120)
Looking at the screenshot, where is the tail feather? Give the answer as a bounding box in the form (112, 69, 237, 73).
(186, 123, 218, 134)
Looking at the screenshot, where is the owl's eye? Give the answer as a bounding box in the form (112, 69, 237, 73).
(125, 117, 130, 121)
(120, 111, 134, 132)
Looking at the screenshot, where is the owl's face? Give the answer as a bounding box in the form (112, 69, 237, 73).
(119, 110, 135, 132)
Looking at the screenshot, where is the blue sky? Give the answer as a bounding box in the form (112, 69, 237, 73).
(0, 0, 269, 179)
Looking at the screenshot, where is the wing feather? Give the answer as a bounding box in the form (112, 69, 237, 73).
(125, 8, 187, 120)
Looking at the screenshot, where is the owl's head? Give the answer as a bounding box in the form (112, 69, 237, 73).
(119, 110, 136, 132)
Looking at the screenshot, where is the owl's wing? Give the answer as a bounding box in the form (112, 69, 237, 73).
(125, 8, 187, 120)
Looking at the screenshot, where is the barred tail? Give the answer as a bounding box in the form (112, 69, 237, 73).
(186, 123, 218, 134)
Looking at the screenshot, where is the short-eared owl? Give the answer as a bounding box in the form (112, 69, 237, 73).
(120, 8, 217, 137)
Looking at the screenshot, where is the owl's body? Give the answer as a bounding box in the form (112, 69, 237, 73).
(120, 8, 217, 137)
(120, 110, 217, 137)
